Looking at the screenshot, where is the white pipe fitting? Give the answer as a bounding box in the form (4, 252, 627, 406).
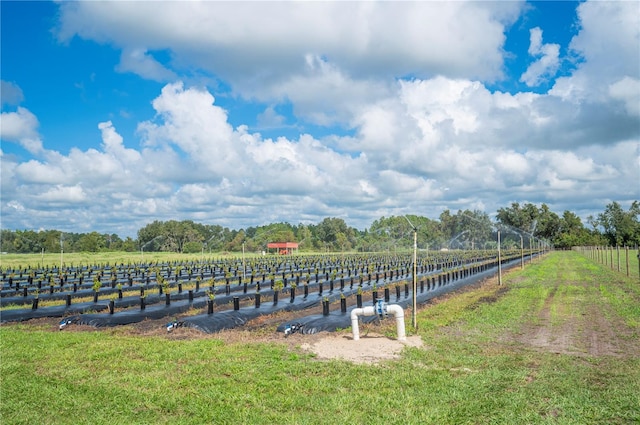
(350, 303, 406, 341)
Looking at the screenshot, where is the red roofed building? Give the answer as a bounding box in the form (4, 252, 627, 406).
(267, 242, 299, 255)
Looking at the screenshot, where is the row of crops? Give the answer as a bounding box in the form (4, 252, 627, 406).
(0, 249, 539, 333)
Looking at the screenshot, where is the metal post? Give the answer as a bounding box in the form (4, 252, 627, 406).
(497, 230, 502, 286)
(412, 227, 417, 329)
(520, 235, 524, 270)
(242, 242, 246, 284)
(403, 215, 419, 330)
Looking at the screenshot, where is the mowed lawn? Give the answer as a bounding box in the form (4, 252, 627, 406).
(1, 251, 639, 424)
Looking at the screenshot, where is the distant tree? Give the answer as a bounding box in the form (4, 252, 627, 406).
(410, 215, 441, 251)
(76, 232, 106, 252)
(496, 202, 561, 243)
(182, 241, 203, 254)
(597, 201, 640, 246)
(294, 224, 313, 251)
(497, 203, 534, 232)
(226, 230, 247, 252)
(438, 210, 456, 240)
(0, 230, 15, 252)
(202, 224, 230, 252)
(314, 217, 356, 251)
(553, 211, 590, 249)
(105, 233, 123, 251)
(121, 237, 137, 252)
(437, 210, 491, 250)
(137, 221, 165, 251)
(164, 220, 190, 253)
(248, 224, 296, 252)
(456, 210, 493, 250)
(536, 204, 561, 241)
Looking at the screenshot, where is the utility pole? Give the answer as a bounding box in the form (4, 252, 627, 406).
(519, 234, 524, 270)
(404, 215, 418, 329)
(242, 242, 246, 284)
(60, 233, 64, 271)
(497, 230, 502, 286)
(412, 227, 417, 328)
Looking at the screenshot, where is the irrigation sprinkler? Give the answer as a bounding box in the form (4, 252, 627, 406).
(448, 230, 470, 250)
(296, 238, 308, 254)
(497, 226, 525, 270)
(518, 229, 537, 263)
(458, 212, 503, 283)
(140, 235, 164, 261)
(203, 233, 223, 257)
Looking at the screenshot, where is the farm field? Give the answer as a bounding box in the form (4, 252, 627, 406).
(1, 251, 639, 424)
(0, 249, 524, 330)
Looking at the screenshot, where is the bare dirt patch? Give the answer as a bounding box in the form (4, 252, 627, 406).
(509, 282, 640, 358)
(300, 332, 423, 364)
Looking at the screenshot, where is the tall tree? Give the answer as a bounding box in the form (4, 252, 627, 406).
(456, 210, 493, 250)
(76, 232, 106, 252)
(137, 221, 165, 251)
(496, 202, 539, 233)
(597, 201, 640, 246)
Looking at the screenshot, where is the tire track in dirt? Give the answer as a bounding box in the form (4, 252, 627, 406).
(524, 284, 567, 353)
(512, 280, 639, 358)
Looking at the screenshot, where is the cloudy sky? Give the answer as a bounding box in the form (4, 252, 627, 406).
(1, 1, 639, 238)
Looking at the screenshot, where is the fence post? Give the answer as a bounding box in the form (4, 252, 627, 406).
(625, 246, 630, 277)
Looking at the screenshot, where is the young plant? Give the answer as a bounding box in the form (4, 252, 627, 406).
(273, 279, 284, 293)
(158, 274, 170, 293)
(92, 276, 102, 293)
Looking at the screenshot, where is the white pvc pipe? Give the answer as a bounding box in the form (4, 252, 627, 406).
(350, 304, 406, 341)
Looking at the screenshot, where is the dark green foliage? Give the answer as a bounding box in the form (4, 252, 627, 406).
(2, 201, 637, 254)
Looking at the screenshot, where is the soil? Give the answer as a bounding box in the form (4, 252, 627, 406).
(299, 332, 424, 364)
(506, 280, 640, 358)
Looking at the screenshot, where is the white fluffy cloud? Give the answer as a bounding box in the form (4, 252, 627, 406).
(0, 107, 43, 154)
(55, 1, 521, 124)
(115, 48, 178, 82)
(520, 27, 560, 87)
(1, 1, 638, 236)
(3, 77, 636, 236)
(551, 1, 640, 110)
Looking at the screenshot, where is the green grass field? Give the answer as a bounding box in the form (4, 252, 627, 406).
(1, 251, 639, 424)
(0, 251, 238, 269)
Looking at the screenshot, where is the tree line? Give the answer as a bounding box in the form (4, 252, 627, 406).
(1, 201, 638, 254)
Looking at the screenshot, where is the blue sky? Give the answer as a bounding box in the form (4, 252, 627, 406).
(1, 1, 639, 238)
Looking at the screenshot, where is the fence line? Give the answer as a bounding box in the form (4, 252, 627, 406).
(574, 245, 640, 281)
